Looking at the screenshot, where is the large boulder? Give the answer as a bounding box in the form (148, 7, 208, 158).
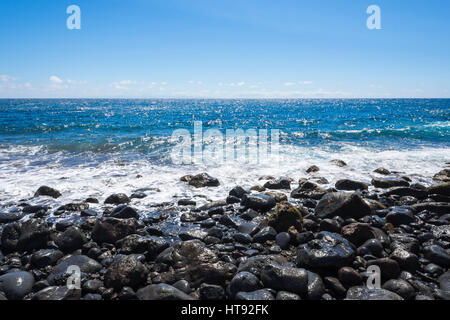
(341, 223, 376, 246)
(335, 179, 369, 191)
(185, 173, 220, 188)
(91, 218, 138, 244)
(267, 202, 306, 233)
(260, 264, 308, 295)
(382, 187, 428, 200)
(371, 178, 409, 189)
(263, 178, 291, 190)
(34, 186, 62, 198)
(427, 182, 450, 196)
(47, 255, 102, 285)
(433, 169, 450, 182)
(1, 219, 51, 253)
(296, 232, 355, 269)
(0, 271, 34, 300)
(31, 249, 64, 268)
(104, 193, 130, 205)
(104, 254, 149, 290)
(156, 240, 235, 286)
(55, 227, 87, 253)
(315, 192, 372, 219)
(290, 180, 326, 200)
(115, 234, 170, 259)
(241, 194, 276, 213)
(109, 205, 139, 219)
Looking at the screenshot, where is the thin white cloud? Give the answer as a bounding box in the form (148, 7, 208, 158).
(50, 76, 63, 84)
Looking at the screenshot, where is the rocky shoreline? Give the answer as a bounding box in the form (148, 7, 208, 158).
(0, 163, 449, 300)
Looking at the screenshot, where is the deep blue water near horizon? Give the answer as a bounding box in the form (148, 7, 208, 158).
(0, 98, 449, 159)
(0, 98, 449, 211)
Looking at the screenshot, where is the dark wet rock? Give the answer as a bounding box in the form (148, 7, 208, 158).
(199, 200, 227, 211)
(55, 227, 87, 253)
(233, 233, 252, 244)
(84, 197, 99, 204)
(315, 192, 372, 219)
(268, 202, 306, 233)
(319, 219, 341, 233)
(311, 177, 330, 184)
(341, 223, 376, 246)
(367, 258, 401, 280)
(82, 279, 103, 294)
(226, 195, 241, 204)
(0, 271, 34, 300)
(291, 180, 326, 200)
(332, 159, 347, 167)
(35, 186, 62, 198)
(199, 283, 225, 300)
(1, 219, 51, 253)
(374, 168, 391, 175)
(306, 271, 325, 300)
(296, 232, 355, 269)
(275, 232, 290, 250)
(187, 173, 220, 188)
(130, 192, 147, 199)
(178, 199, 196, 206)
(335, 179, 369, 191)
(104, 254, 148, 290)
(47, 255, 102, 285)
(58, 202, 89, 212)
(0, 212, 24, 224)
(357, 238, 384, 258)
(306, 165, 320, 173)
(324, 277, 346, 298)
(346, 286, 403, 300)
(423, 245, 450, 267)
(229, 186, 249, 199)
(32, 286, 81, 300)
(237, 255, 284, 277)
(110, 205, 139, 219)
(372, 177, 409, 189)
(80, 209, 98, 217)
(241, 194, 276, 212)
(432, 170, 450, 183)
(22, 205, 49, 214)
(84, 293, 102, 300)
(438, 271, 450, 292)
(172, 280, 191, 294)
(229, 272, 261, 298)
(382, 279, 415, 300)
(31, 249, 64, 268)
(156, 240, 235, 286)
(276, 291, 301, 300)
(253, 226, 277, 243)
(390, 233, 419, 254)
(179, 229, 208, 241)
(104, 193, 130, 205)
(424, 263, 445, 278)
(116, 235, 170, 259)
(264, 191, 288, 203)
(385, 206, 415, 226)
(390, 248, 420, 272)
(136, 283, 194, 300)
(382, 187, 428, 200)
(264, 178, 291, 190)
(91, 218, 137, 244)
(261, 264, 308, 295)
(236, 289, 274, 300)
(412, 202, 450, 214)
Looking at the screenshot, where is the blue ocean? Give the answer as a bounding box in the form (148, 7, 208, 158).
(0, 99, 449, 211)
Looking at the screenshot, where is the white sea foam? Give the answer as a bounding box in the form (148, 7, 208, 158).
(0, 143, 448, 214)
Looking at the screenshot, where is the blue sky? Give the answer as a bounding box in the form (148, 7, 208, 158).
(0, 0, 449, 98)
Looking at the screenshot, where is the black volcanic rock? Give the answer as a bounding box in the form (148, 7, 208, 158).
(315, 192, 372, 219)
